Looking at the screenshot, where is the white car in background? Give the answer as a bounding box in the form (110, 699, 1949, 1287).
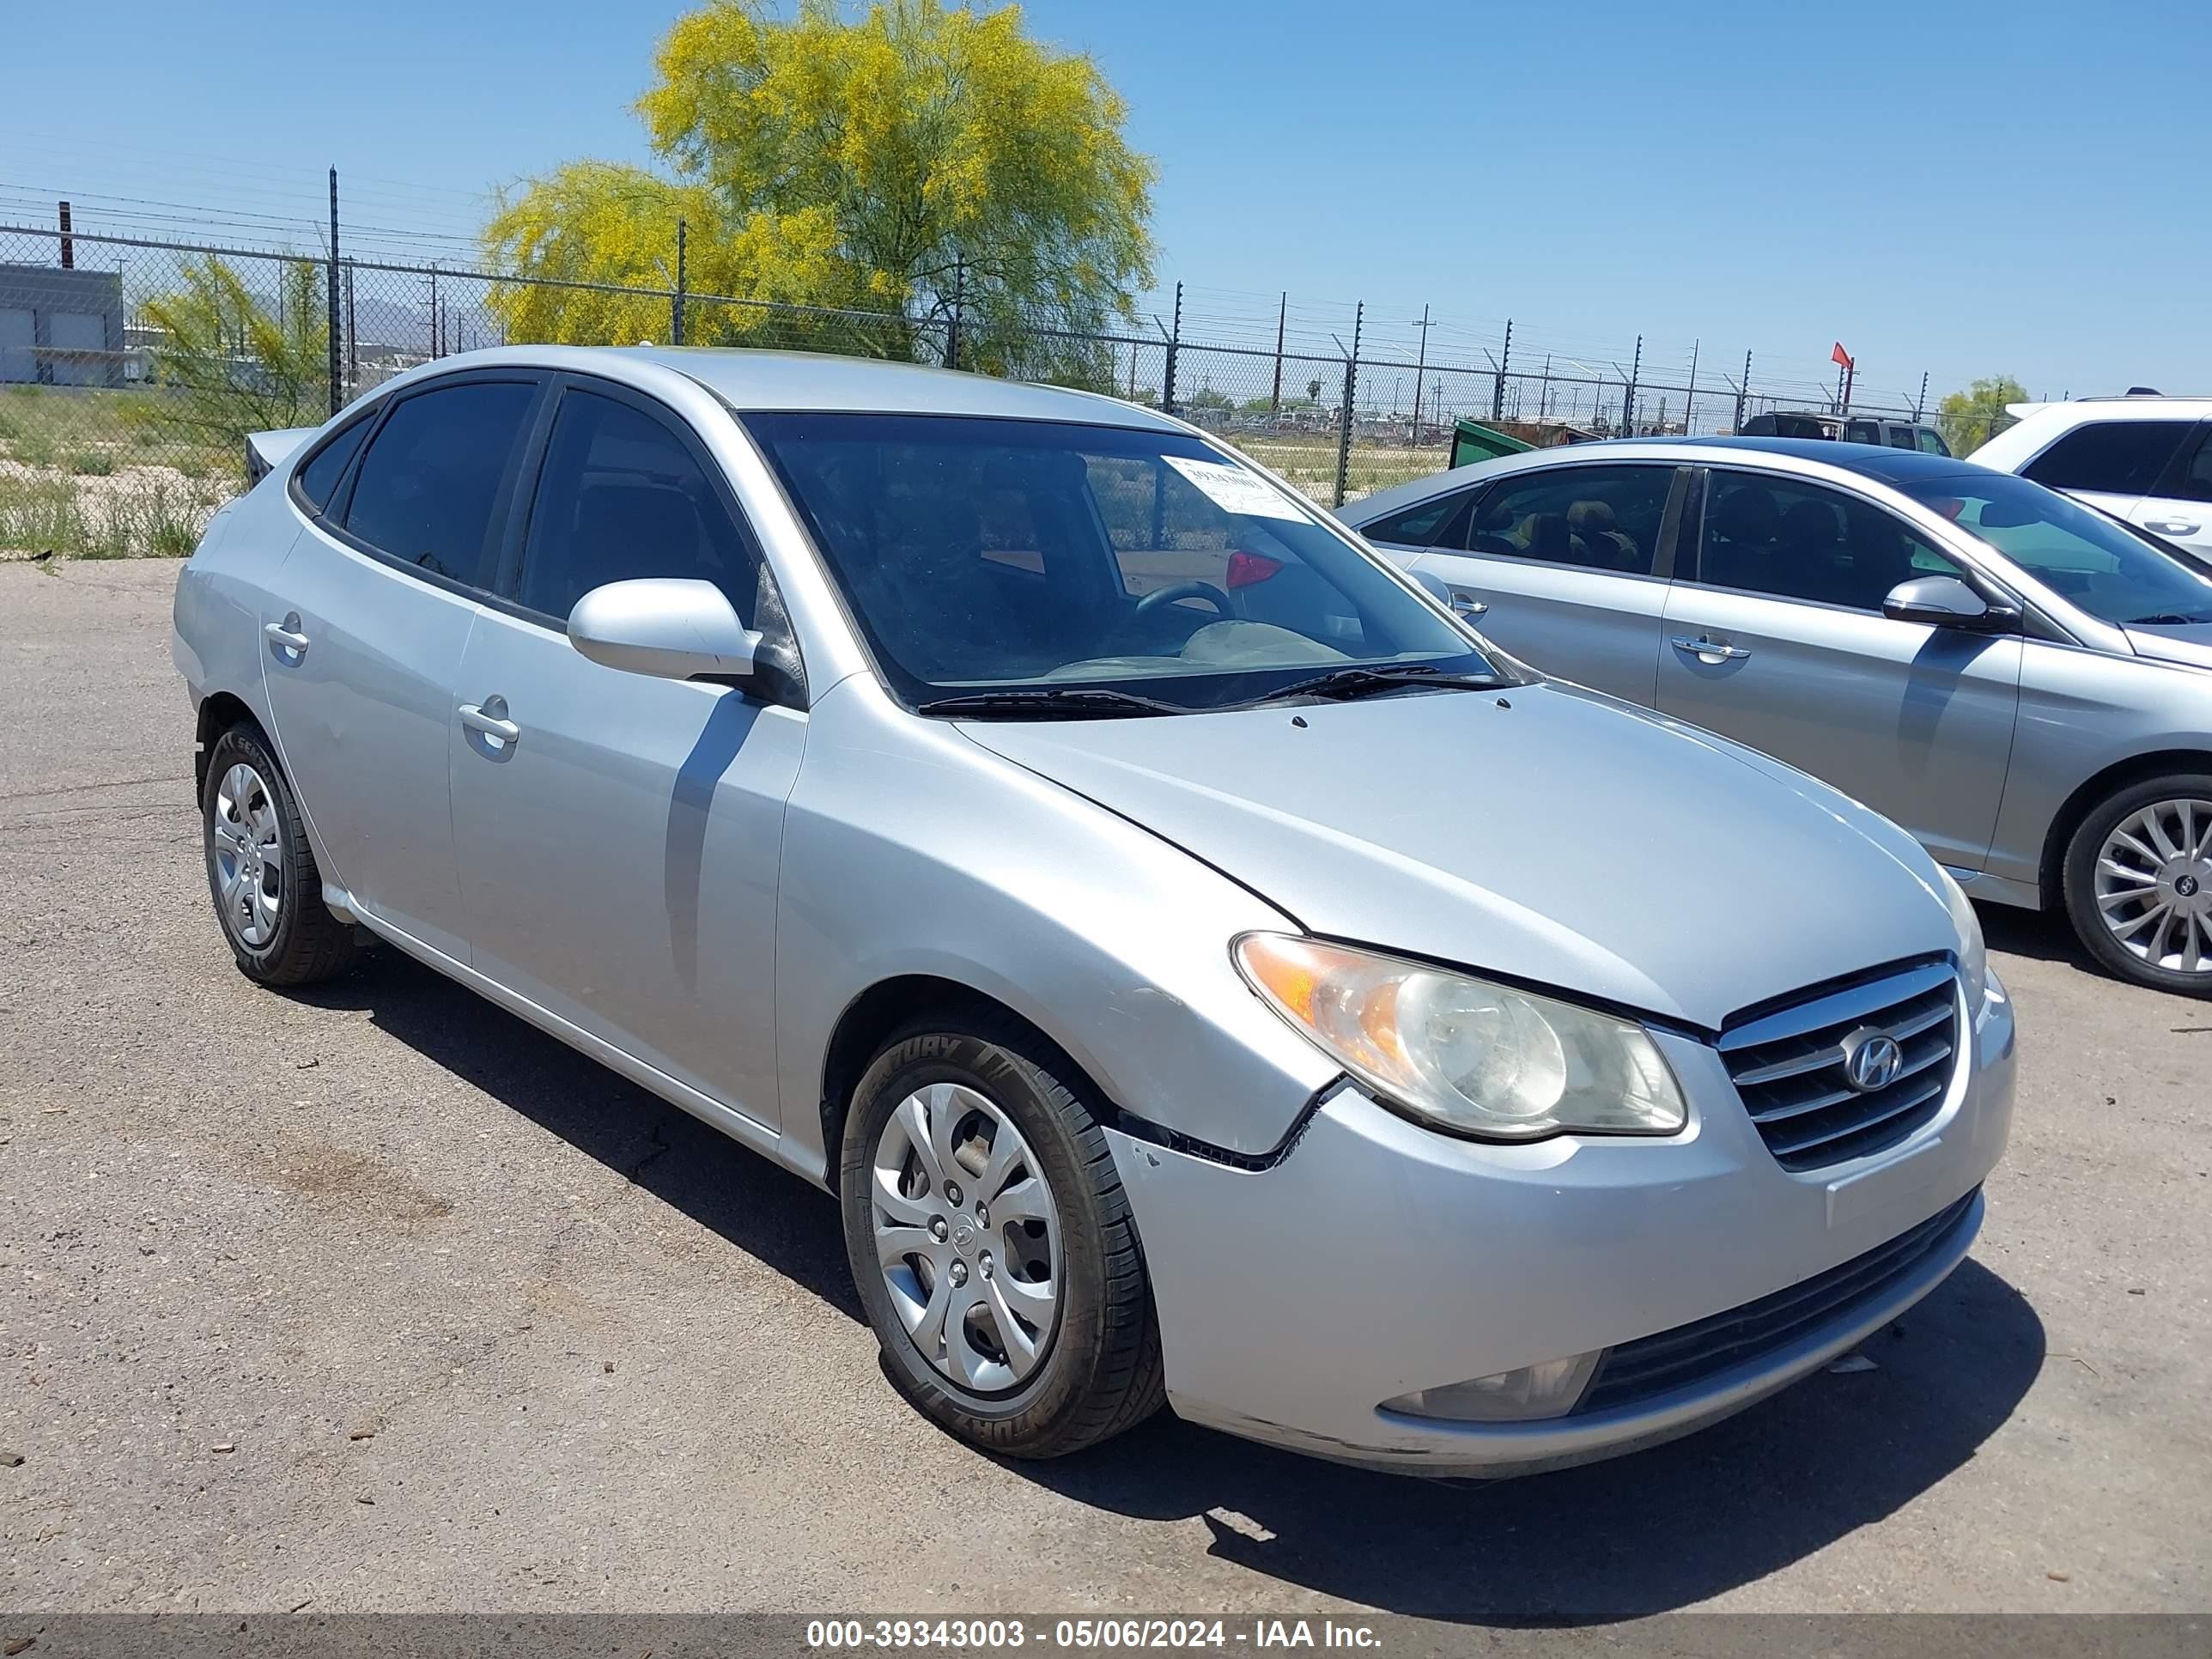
(1972, 395, 2212, 560)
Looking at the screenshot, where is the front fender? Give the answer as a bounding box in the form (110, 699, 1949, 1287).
(773, 677, 1337, 1177)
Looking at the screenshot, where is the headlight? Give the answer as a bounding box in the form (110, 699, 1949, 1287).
(1233, 933, 1686, 1140)
(1937, 869, 1987, 1009)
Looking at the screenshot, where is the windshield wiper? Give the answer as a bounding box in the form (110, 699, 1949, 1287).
(915, 685, 1189, 719)
(1233, 664, 1502, 708)
(2125, 612, 2212, 625)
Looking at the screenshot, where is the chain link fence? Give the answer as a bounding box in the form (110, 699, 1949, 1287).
(1, 220, 1938, 559)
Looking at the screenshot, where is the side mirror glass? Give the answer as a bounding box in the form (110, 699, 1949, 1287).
(1882, 574, 2014, 630)
(568, 578, 759, 681)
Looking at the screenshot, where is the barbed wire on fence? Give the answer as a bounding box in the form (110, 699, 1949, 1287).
(3, 212, 1954, 561)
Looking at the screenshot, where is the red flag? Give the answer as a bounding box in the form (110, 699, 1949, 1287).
(1831, 342, 1854, 369)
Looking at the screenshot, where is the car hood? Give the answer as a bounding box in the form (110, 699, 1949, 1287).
(958, 681, 1959, 1031)
(2125, 623, 2212, 669)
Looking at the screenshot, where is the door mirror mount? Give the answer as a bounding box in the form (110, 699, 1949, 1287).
(1882, 574, 2019, 632)
(568, 578, 759, 681)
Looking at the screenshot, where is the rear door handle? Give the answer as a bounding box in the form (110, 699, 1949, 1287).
(263, 614, 310, 657)
(2143, 518, 2202, 537)
(459, 696, 521, 745)
(1672, 635, 1751, 662)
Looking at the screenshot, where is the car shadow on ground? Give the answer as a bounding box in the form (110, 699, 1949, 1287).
(1976, 900, 2081, 969)
(297, 947, 2046, 1623)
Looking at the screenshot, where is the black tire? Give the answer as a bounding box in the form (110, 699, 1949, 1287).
(200, 720, 362, 988)
(2061, 771, 2212, 996)
(839, 1014, 1165, 1459)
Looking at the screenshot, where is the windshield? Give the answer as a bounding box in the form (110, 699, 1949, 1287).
(744, 411, 1498, 713)
(1898, 471, 2212, 627)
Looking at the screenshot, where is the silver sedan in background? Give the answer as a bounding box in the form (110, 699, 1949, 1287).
(173, 350, 2011, 1476)
(1348, 438, 2212, 995)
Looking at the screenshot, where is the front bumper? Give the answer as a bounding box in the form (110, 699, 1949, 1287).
(1108, 974, 2016, 1476)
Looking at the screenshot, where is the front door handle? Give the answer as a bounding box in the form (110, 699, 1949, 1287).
(1672, 635, 1751, 663)
(2143, 518, 2202, 537)
(1447, 588, 1490, 619)
(459, 696, 521, 745)
(263, 613, 310, 657)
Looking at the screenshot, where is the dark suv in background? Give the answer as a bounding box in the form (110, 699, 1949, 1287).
(1741, 409, 1950, 455)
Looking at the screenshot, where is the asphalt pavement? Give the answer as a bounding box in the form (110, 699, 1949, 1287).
(2, 557, 2207, 1620)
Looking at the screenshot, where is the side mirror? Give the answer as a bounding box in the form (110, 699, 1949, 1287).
(1882, 574, 2017, 631)
(568, 578, 759, 681)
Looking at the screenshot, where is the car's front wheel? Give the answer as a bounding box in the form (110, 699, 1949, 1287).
(2062, 774, 2212, 995)
(839, 1016, 1164, 1458)
(201, 721, 362, 987)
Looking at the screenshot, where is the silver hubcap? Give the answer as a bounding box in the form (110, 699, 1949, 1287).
(210, 762, 283, 948)
(2095, 797, 2212, 975)
(870, 1081, 1061, 1392)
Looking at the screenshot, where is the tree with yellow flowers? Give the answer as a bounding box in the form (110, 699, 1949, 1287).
(483, 0, 1156, 379)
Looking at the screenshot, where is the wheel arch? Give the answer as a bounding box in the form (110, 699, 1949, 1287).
(2041, 747, 2212, 901)
(817, 974, 1109, 1196)
(193, 690, 265, 797)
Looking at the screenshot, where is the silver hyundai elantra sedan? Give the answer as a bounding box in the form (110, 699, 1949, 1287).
(172, 347, 2014, 1475)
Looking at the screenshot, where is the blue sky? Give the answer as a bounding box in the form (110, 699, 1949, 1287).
(3, 0, 2203, 407)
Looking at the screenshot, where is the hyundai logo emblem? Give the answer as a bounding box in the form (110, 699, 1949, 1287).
(1841, 1030, 1905, 1093)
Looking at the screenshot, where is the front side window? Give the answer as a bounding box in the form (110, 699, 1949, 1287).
(516, 389, 762, 624)
(342, 380, 538, 587)
(1846, 419, 1882, 445)
(1897, 472, 2212, 627)
(744, 412, 1496, 712)
(1696, 471, 1965, 611)
(2021, 419, 2195, 497)
(1449, 465, 1671, 577)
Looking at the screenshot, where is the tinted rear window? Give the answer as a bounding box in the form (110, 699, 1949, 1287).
(295, 417, 370, 513)
(2022, 420, 2194, 496)
(341, 380, 538, 588)
(1359, 493, 1465, 547)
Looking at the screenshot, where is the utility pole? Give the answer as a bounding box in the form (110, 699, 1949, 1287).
(327, 168, 343, 414)
(1269, 290, 1286, 416)
(672, 218, 687, 347)
(1410, 304, 1430, 441)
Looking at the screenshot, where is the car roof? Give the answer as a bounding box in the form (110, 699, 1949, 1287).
(369, 343, 1187, 433)
(1341, 434, 1988, 523)
(1644, 435, 1972, 480)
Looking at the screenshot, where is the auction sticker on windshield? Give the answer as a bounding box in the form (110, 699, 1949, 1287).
(1164, 454, 1309, 521)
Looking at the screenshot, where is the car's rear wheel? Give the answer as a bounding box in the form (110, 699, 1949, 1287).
(838, 1016, 1164, 1458)
(201, 721, 362, 987)
(2063, 775, 2212, 995)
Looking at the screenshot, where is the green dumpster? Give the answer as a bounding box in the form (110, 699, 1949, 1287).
(1449, 417, 1536, 470)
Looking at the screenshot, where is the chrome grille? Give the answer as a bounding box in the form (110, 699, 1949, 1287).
(1718, 960, 1960, 1171)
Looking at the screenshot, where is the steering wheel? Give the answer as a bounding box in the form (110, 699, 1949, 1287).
(1134, 580, 1234, 618)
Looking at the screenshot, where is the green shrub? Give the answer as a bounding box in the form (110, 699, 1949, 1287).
(68, 450, 118, 477)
